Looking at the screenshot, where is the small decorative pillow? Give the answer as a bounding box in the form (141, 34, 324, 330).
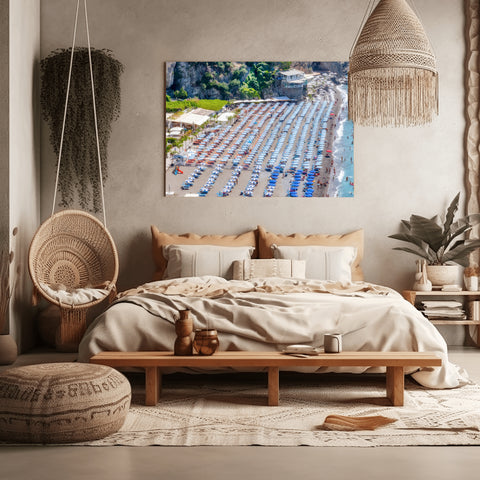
(232, 259, 306, 280)
(271, 244, 357, 283)
(163, 244, 255, 280)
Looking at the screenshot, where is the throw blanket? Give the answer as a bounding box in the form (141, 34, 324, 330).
(118, 276, 392, 299)
(78, 276, 469, 389)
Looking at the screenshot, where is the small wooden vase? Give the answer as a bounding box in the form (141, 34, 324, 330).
(174, 310, 193, 355)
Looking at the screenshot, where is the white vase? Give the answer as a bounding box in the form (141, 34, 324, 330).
(425, 265, 459, 286)
(464, 275, 479, 292)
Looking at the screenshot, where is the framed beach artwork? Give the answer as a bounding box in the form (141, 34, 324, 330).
(165, 62, 354, 198)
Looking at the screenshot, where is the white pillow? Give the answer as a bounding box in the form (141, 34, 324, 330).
(163, 244, 255, 279)
(40, 283, 110, 306)
(232, 259, 306, 280)
(271, 244, 357, 282)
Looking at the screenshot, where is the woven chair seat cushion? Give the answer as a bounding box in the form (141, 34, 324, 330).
(40, 282, 111, 306)
(0, 363, 131, 444)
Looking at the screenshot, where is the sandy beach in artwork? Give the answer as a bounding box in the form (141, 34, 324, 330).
(165, 62, 354, 198)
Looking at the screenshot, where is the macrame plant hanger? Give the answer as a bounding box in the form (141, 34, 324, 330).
(28, 0, 118, 352)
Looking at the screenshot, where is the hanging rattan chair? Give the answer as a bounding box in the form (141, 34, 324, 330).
(29, 2, 120, 352)
(29, 210, 119, 351)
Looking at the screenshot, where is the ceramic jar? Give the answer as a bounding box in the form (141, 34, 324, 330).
(193, 329, 219, 356)
(464, 275, 479, 292)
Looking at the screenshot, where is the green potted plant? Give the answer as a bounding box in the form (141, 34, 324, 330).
(389, 193, 480, 285)
(40, 47, 123, 213)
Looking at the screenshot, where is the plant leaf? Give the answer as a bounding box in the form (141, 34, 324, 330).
(400, 219, 411, 230)
(409, 214, 445, 252)
(444, 223, 472, 251)
(388, 232, 427, 251)
(442, 240, 480, 265)
(443, 192, 460, 237)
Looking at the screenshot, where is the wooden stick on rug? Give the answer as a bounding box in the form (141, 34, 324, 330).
(319, 415, 397, 431)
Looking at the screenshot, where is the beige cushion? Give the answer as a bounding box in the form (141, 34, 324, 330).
(151, 226, 257, 281)
(40, 283, 110, 306)
(163, 244, 255, 280)
(257, 225, 364, 282)
(0, 363, 131, 444)
(271, 244, 356, 282)
(232, 258, 306, 280)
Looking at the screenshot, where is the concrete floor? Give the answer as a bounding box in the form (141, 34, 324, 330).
(0, 346, 479, 480)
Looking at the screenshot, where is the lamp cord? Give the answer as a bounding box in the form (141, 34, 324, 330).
(349, 0, 377, 58)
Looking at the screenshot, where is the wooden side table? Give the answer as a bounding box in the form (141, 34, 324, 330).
(402, 290, 480, 346)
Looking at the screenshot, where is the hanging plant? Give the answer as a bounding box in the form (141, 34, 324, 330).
(40, 47, 124, 212)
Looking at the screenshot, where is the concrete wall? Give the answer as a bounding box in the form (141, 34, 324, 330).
(8, 0, 40, 350)
(0, 1, 9, 335)
(39, 0, 466, 294)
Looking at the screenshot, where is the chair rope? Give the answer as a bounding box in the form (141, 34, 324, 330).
(51, 0, 107, 227)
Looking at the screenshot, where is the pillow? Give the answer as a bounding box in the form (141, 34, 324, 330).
(40, 283, 110, 306)
(163, 244, 255, 280)
(257, 225, 364, 281)
(232, 259, 306, 280)
(271, 245, 356, 282)
(151, 226, 257, 281)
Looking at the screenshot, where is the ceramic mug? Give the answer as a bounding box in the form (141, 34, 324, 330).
(324, 333, 342, 353)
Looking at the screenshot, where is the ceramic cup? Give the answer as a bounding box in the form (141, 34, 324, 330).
(324, 333, 342, 353)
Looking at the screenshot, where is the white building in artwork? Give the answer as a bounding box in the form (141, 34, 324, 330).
(276, 69, 307, 100)
(168, 108, 215, 130)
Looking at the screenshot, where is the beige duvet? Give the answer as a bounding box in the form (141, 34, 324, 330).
(78, 276, 469, 389)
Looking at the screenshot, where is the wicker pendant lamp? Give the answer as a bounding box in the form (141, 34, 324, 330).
(348, 0, 438, 127)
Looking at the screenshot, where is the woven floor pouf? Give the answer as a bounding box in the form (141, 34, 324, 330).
(0, 362, 131, 443)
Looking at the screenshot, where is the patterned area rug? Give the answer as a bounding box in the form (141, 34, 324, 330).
(83, 373, 480, 447)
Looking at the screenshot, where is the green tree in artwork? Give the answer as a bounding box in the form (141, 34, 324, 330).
(174, 87, 188, 99)
(201, 71, 215, 89)
(239, 84, 260, 99)
(254, 62, 276, 93)
(245, 71, 260, 92)
(214, 81, 230, 100)
(232, 66, 247, 81)
(228, 78, 241, 96)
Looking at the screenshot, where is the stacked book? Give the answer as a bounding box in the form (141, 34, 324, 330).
(420, 300, 466, 320)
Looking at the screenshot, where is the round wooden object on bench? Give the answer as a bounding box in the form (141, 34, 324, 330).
(0, 362, 131, 444)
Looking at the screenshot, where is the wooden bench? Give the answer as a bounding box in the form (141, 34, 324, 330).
(90, 351, 442, 407)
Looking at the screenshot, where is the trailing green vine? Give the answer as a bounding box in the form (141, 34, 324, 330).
(40, 47, 123, 212)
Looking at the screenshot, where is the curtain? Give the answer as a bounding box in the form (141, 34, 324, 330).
(466, 0, 480, 265)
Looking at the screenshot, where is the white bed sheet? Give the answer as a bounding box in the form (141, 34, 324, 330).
(78, 276, 470, 389)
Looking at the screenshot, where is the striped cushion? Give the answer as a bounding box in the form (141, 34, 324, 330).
(232, 259, 306, 280)
(0, 362, 131, 444)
